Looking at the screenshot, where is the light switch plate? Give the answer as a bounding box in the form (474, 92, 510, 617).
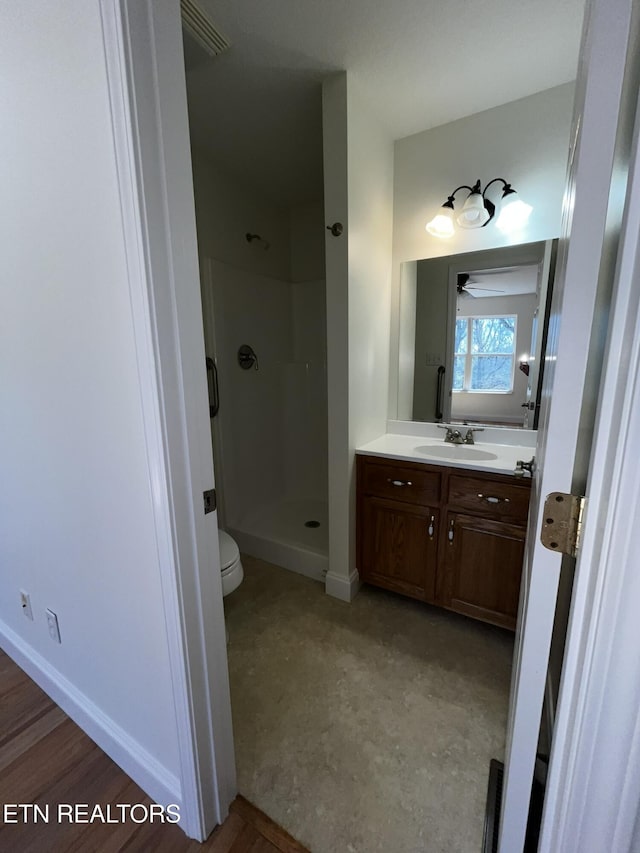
(46, 609, 61, 643)
(20, 590, 33, 621)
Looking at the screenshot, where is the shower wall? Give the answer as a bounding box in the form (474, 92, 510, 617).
(192, 152, 328, 579)
(208, 260, 293, 527)
(288, 203, 329, 504)
(285, 279, 328, 503)
(192, 151, 291, 279)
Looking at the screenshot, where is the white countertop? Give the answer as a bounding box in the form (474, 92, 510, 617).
(357, 423, 536, 476)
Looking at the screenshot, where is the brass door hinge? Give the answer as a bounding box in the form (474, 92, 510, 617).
(540, 492, 586, 558)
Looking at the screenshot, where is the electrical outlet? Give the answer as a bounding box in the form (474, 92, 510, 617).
(20, 590, 33, 621)
(45, 609, 61, 644)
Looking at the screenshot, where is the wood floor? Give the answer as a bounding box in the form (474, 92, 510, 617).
(0, 649, 309, 852)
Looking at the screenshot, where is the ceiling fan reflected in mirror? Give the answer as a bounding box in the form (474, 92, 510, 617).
(456, 272, 506, 298)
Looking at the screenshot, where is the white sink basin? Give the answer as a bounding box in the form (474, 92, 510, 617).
(414, 444, 499, 461)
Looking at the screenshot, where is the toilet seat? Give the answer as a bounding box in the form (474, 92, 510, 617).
(218, 529, 244, 596)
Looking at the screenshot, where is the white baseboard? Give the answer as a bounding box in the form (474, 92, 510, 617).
(325, 569, 361, 602)
(229, 527, 327, 583)
(0, 619, 182, 811)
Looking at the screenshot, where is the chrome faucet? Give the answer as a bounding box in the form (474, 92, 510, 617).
(437, 424, 485, 445)
(463, 427, 484, 445)
(437, 425, 464, 444)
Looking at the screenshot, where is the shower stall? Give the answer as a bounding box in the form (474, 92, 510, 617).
(201, 257, 329, 581)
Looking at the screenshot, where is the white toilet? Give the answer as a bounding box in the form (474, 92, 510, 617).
(218, 529, 244, 596)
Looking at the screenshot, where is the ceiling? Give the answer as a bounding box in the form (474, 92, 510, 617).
(460, 265, 540, 299)
(183, 0, 586, 208)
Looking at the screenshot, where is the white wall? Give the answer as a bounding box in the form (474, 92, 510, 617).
(347, 83, 395, 447)
(0, 0, 180, 796)
(322, 75, 351, 593)
(389, 83, 576, 417)
(323, 73, 394, 597)
(290, 202, 326, 283)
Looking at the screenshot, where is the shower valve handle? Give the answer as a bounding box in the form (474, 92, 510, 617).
(238, 344, 259, 370)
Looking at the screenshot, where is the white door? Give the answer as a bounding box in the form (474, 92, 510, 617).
(499, 0, 639, 849)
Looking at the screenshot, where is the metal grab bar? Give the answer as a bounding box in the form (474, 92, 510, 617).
(435, 365, 445, 420)
(206, 356, 220, 418)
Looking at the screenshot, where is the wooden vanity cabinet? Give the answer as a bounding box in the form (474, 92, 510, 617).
(440, 472, 530, 630)
(357, 455, 531, 630)
(361, 497, 439, 602)
(441, 513, 525, 630)
(358, 458, 441, 603)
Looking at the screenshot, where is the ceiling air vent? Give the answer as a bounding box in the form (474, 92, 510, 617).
(180, 0, 230, 58)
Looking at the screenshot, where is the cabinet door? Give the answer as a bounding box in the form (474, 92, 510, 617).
(443, 512, 525, 630)
(360, 496, 437, 602)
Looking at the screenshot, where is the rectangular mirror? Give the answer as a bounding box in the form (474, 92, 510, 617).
(397, 240, 557, 429)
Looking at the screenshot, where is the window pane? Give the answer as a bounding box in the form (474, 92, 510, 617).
(455, 318, 467, 354)
(453, 355, 465, 390)
(471, 317, 515, 354)
(471, 355, 513, 391)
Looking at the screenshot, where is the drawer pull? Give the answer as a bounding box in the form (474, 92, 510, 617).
(448, 520, 454, 544)
(478, 494, 510, 504)
(428, 515, 435, 538)
(388, 479, 412, 487)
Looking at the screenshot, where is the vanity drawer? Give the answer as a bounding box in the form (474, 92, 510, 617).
(447, 473, 530, 523)
(359, 456, 441, 505)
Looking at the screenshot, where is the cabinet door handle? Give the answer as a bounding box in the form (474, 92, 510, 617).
(448, 520, 454, 544)
(477, 494, 510, 504)
(428, 515, 435, 539)
(387, 479, 412, 487)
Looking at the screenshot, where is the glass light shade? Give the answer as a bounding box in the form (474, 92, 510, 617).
(496, 198, 533, 232)
(456, 192, 490, 228)
(426, 208, 455, 238)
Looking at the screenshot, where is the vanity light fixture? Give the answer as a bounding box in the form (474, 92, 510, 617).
(426, 178, 532, 237)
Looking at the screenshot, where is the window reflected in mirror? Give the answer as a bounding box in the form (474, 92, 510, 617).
(453, 315, 517, 394)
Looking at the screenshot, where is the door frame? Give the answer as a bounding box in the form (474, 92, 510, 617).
(498, 0, 640, 847)
(538, 41, 640, 849)
(99, 0, 236, 840)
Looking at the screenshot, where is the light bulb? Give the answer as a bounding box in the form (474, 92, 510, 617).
(426, 208, 455, 238)
(496, 198, 533, 232)
(456, 192, 490, 229)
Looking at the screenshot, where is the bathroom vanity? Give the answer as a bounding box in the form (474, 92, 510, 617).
(356, 433, 533, 631)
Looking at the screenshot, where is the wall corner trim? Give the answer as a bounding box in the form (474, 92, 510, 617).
(0, 621, 182, 810)
(325, 569, 361, 602)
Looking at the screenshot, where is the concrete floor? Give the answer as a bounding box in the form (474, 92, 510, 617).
(224, 556, 513, 853)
